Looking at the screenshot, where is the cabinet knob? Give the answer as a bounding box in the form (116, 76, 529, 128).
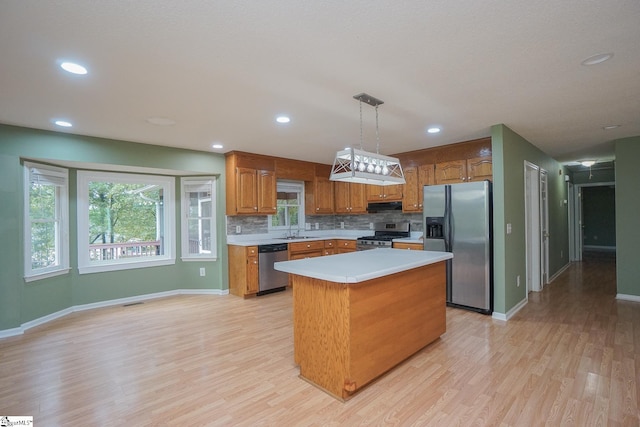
(254, 206, 258, 210)
(307, 244, 311, 248)
(316, 207, 319, 211)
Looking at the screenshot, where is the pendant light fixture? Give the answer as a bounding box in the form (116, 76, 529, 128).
(329, 93, 405, 186)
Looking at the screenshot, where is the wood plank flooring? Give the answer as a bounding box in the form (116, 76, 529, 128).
(1, 252, 638, 426)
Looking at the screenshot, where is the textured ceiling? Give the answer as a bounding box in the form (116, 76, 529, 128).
(1, 0, 639, 166)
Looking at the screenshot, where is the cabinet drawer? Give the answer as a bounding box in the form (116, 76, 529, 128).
(393, 242, 423, 250)
(324, 239, 336, 248)
(289, 240, 325, 254)
(336, 239, 356, 250)
(290, 251, 323, 260)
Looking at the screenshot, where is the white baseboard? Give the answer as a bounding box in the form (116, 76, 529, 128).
(616, 294, 640, 303)
(548, 261, 571, 283)
(492, 297, 528, 322)
(0, 288, 229, 339)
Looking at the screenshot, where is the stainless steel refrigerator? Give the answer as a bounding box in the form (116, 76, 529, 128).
(423, 181, 492, 314)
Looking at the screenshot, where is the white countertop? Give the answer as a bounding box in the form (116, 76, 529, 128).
(226, 234, 359, 247)
(274, 248, 452, 283)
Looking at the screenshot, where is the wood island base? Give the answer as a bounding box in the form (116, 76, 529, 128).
(292, 261, 447, 400)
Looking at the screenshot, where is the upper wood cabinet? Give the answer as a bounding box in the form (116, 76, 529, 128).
(366, 184, 403, 202)
(226, 152, 277, 215)
(403, 164, 434, 212)
(467, 157, 493, 182)
(305, 164, 334, 214)
(435, 157, 492, 185)
(334, 182, 367, 214)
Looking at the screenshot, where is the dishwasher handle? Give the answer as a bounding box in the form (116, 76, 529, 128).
(258, 243, 288, 253)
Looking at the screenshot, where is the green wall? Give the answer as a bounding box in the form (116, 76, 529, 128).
(491, 124, 569, 315)
(614, 136, 640, 297)
(0, 124, 228, 331)
(582, 186, 616, 248)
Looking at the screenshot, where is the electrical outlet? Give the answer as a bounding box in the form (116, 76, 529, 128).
(506, 223, 512, 234)
(315, 223, 319, 230)
(305, 223, 311, 230)
(235, 225, 241, 234)
(200, 268, 206, 277)
(340, 222, 345, 229)
(369, 222, 374, 230)
(517, 275, 520, 287)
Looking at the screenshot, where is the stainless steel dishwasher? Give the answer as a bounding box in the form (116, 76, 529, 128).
(257, 243, 289, 295)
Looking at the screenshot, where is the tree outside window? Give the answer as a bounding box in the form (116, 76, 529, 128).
(77, 171, 175, 274)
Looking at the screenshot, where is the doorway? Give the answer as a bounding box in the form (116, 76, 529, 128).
(569, 181, 616, 260)
(524, 162, 549, 292)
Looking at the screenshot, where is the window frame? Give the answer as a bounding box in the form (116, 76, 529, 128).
(23, 161, 70, 282)
(77, 170, 175, 275)
(180, 177, 217, 261)
(268, 180, 305, 232)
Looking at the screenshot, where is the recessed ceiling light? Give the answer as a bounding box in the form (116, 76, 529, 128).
(581, 53, 613, 66)
(54, 120, 73, 127)
(212, 143, 224, 149)
(427, 127, 441, 134)
(602, 125, 620, 130)
(146, 117, 176, 126)
(276, 115, 290, 124)
(60, 61, 88, 75)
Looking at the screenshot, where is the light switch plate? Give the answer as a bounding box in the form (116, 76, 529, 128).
(506, 223, 512, 234)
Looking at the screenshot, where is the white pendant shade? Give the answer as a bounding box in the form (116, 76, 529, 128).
(330, 148, 405, 185)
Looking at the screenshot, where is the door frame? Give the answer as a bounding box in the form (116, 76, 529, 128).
(524, 161, 548, 292)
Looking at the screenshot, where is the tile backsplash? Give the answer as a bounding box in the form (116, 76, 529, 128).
(226, 212, 423, 236)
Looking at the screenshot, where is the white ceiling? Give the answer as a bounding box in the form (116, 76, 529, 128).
(1, 0, 639, 166)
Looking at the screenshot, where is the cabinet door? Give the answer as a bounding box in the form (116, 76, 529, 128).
(336, 240, 356, 253)
(256, 169, 277, 214)
(236, 167, 258, 213)
(315, 177, 334, 214)
(334, 182, 351, 213)
(402, 166, 420, 212)
(417, 164, 435, 209)
(246, 253, 259, 294)
(349, 184, 367, 214)
(467, 157, 493, 182)
(367, 184, 402, 201)
(435, 160, 467, 184)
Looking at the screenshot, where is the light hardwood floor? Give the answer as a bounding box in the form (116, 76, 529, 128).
(1, 252, 638, 426)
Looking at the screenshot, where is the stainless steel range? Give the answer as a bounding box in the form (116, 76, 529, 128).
(356, 222, 411, 251)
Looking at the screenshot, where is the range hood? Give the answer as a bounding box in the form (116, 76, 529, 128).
(366, 201, 403, 212)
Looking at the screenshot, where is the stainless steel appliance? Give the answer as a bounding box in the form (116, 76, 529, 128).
(423, 181, 492, 314)
(258, 243, 289, 295)
(356, 222, 410, 251)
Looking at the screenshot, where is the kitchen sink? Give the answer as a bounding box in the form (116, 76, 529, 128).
(277, 236, 314, 240)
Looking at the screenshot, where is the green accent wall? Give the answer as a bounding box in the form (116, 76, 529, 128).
(614, 136, 640, 297)
(491, 124, 569, 315)
(582, 186, 616, 248)
(0, 124, 227, 331)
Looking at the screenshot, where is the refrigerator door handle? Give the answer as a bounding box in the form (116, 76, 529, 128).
(444, 185, 452, 251)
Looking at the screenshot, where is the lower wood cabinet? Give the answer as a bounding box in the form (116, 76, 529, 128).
(228, 245, 259, 297)
(288, 240, 325, 260)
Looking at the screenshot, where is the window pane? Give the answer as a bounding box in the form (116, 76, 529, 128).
(87, 181, 164, 261)
(31, 221, 57, 269)
(30, 183, 56, 219)
(187, 218, 212, 254)
(289, 206, 299, 226)
(187, 192, 211, 217)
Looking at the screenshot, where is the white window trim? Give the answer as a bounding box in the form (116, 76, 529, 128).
(23, 161, 70, 282)
(77, 171, 175, 274)
(268, 180, 305, 231)
(181, 177, 217, 261)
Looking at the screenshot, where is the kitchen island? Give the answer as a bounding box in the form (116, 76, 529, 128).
(274, 248, 453, 400)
